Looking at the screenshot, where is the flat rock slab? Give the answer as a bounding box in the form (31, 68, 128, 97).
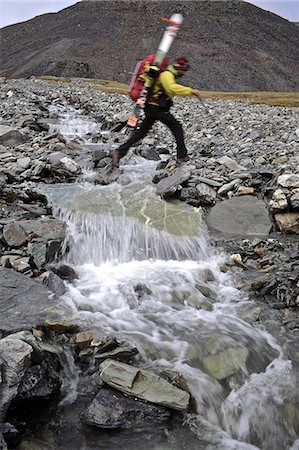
(0, 267, 65, 333)
(205, 195, 272, 237)
(18, 218, 66, 241)
(156, 167, 191, 197)
(100, 359, 190, 411)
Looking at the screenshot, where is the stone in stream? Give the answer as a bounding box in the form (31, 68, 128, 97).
(99, 359, 190, 411)
(82, 387, 172, 429)
(205, 195, 272, 237)
(202, 346, 249, 380)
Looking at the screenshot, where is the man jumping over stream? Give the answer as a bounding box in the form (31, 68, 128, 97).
(111, 57, 202, 167)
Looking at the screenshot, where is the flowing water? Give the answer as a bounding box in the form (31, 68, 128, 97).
(38, 109, 298, 450)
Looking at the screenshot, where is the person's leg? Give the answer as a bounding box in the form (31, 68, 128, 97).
(155, 109, 188, 159)
(112, 111, 155, 165)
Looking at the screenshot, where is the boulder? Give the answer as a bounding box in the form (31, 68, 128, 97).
(206, 196, 272, 237)
(0, 267, 65, 333)
(0, 338, 32, 420)
(99, 359, 190, 411)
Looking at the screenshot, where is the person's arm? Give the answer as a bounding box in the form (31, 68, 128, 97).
(160, 71, 193, 97)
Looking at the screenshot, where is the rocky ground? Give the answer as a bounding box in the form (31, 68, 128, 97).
(0, 76, 298, 448)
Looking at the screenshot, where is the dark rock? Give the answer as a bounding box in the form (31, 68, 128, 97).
(0, 267, 63, 333)
(206, 196, 272, 237)
(156, 167, 191, 198)
(43, 271, 67, 296)
(139, 147, 161, 161)
(50, 264, 78, 282)
(82, 387, 171, 429)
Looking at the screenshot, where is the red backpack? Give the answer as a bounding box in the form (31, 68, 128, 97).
(128, 54, 168, 102)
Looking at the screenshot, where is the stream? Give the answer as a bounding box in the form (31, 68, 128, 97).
(37, 107, 298, 450)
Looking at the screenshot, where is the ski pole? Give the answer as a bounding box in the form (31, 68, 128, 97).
(198, 97, 210, 115)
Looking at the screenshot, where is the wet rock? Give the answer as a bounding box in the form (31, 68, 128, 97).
(0, 337, 32, 420)
(60, 156, 80, 174)
(82, 387, 171, 429)
(94, 342, 138, 364)
(44, 319, 80, 334)
(42, 271, 67, 296)
(202, 346, 248, 380)
(206, 196, 272, 237)
(99, 359, 190, 411)
(50, 264, 78, 282)
(94, 164, 119, 185)
(27, 241, 47, 270)
(75, 330, 95, 350)
(274, 212, 299, 234)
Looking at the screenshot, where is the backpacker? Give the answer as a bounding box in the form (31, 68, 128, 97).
(128, 54, 168, 102)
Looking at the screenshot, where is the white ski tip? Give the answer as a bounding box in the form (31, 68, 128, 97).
(169, 13, 183, 25)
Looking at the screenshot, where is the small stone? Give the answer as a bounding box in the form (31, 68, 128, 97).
(3, 223, 27, 247)
(269, 189, 288, 212)
(235, 186, 254, 196)
(274, 212, 299, 234)
(75, 330, 95, 350)
(272, 155, 288, 164)
(278, 174, 299, 188)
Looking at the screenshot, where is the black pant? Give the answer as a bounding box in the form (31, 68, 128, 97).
(118, 104, 188, 159)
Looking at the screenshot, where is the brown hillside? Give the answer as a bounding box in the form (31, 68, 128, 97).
(0, 0, 298, 91)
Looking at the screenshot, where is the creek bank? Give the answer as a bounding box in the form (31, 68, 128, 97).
(0, 77, 298, 447)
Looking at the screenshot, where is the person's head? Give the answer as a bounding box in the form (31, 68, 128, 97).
(173, 57, 190, 76)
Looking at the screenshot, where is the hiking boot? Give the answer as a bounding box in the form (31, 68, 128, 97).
(177, 155, 192, 162)
(111, 150, 120, 167)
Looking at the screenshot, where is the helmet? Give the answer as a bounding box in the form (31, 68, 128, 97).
(173, 57, 190, 72)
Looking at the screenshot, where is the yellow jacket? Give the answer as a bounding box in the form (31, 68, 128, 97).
(150, 65, 192, 102)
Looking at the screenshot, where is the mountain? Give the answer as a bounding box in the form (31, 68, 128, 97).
(0, 0, 298, 91)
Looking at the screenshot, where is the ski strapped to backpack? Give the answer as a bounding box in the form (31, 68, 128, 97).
(127, 13, 183, 128)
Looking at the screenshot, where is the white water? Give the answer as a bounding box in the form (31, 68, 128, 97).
(40, 110, 298, 449)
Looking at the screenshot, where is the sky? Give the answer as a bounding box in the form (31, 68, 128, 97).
(0, 0, 298, 29)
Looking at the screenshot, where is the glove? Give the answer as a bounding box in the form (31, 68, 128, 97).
(192, 89, 201, 98)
